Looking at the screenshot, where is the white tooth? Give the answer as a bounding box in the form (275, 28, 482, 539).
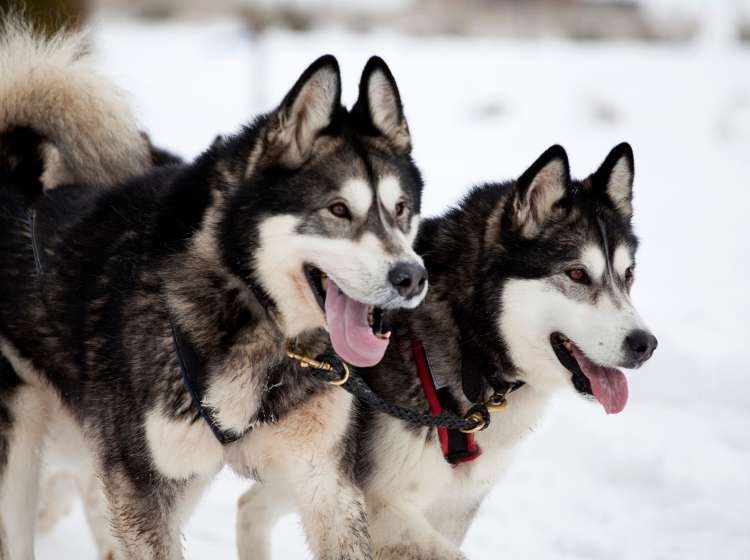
(321, 277, 328, 290)
(376, 331, 391, 340)
(564, 342, 573, 352)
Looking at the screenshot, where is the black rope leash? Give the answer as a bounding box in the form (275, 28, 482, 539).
(287, 350, 515, 433)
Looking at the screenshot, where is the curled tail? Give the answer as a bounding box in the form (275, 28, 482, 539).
(0, 17, 150, 192)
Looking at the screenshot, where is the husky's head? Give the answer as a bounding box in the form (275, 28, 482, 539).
(491, 144, 657, 413)
(220, 56, 426, 367)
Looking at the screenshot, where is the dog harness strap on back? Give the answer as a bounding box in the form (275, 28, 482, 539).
(170, 317, 242, 445)
(411, 337, 482, 466)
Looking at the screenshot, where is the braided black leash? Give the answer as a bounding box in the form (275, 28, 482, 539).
(287, 350, 503, 433)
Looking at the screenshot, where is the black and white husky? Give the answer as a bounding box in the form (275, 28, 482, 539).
(0, 21, 426, 560)
(236, 144, 658, 559)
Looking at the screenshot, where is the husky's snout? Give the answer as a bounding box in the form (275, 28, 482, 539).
(388, 261, 427, 301)
(622, 329, 658, 368)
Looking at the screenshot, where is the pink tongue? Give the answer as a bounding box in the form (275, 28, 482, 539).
(571, 347, 628, 414)
(324, 280, 389, 367)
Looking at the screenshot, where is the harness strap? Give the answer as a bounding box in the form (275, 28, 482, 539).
(170, 317, 241, 445)
(412, 337, 481, 466)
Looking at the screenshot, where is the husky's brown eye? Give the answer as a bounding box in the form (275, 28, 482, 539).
(329, 202, 351, 219)
(566, 268, 590, 285)
(395, 201, 406, 218)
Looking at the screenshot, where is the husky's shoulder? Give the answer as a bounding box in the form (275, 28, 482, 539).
(0, 17, 150, 189)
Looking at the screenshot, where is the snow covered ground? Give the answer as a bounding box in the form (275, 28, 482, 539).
(35, 16, 750, 560)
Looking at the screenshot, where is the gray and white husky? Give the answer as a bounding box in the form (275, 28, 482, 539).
(236, 144, 658, 559)
(0, 21, 426, 560)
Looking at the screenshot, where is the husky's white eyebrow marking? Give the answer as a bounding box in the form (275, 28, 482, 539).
(377, 175, 403, 212)
(613, 245, 632, 276)
(581, 244, 606, 280)
(340, 178, 373, 217)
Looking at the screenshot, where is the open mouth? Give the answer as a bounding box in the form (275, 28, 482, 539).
(550, 333, 628, 414)
(304, 265, 391, 368)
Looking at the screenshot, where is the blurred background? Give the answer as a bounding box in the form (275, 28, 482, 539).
(6, 0, 749, 558)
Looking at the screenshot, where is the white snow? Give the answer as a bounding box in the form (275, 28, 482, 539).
(35, 16, 750, 560)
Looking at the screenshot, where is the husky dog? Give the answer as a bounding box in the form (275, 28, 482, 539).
(0, 21, 426, 560)
(237, 144, 658, 560)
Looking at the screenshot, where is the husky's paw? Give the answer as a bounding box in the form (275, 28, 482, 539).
(375, 544, 466, 560)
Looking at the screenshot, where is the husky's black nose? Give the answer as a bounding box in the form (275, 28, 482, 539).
(624, 329, 658, 366)
(388, 262, 427, 300)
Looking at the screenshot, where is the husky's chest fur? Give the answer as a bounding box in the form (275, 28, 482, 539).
(362, 339, 551, 533)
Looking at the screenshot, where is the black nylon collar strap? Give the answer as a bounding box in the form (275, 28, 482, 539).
(459, 335, 525, 405)
(169, 316, 242, 445)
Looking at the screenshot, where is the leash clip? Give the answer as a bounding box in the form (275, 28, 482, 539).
(460, 403, 491, 433)
(286, 350, 350, 386)
(460, 389, 514, 433)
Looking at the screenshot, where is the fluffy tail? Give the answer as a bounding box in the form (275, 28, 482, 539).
(0, 18, 150, 189)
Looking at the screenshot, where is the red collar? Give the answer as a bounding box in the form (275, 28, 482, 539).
(412, 336, 482, 467)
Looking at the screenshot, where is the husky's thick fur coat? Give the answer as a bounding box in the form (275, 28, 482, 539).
(0, 22, 426, 560)
(237, 144, 658, 559)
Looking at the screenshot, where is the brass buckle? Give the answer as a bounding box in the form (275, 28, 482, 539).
(460, 410, 487, 433)
(286, 350, 350, 386)
(459, 392, 510, 433)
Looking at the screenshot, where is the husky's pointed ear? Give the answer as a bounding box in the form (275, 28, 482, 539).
(265, 55, 341, 168)
(512, 145, 570, 237)
(595, 142, 634, 219)
(352, 56, 411, 153)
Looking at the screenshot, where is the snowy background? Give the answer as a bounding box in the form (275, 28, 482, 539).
(34, 2, 750, 558)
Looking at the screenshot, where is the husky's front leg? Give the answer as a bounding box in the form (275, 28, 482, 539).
(237, 472, 370, 560)
(230, 388, 372, 560)
(270, 388, 372, 560)
(294, 470, 371, 560)
(100, 467, 207, 560)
